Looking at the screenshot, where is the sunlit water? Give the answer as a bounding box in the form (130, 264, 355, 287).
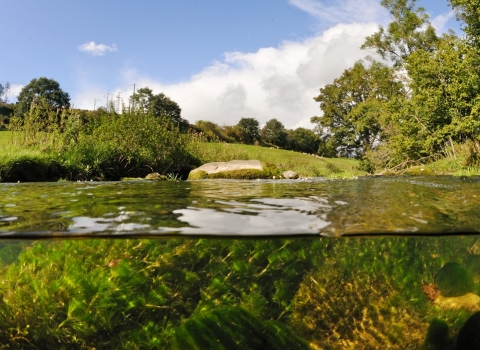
(1, 177, 480, 348)
(1, 176, 479, 237)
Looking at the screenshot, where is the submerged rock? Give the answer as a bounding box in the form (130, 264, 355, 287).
(188, 160, 266, 180)
(422, 319, 451, 350)
(434, 293, 480, 312)
(283, 170, 298, 179)
(435, 262, 475, 297)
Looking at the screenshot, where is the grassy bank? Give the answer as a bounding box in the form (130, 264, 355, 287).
(0, 129, 365, 182)
(188, 141, 364, 179)
(374, 141, 480, 176)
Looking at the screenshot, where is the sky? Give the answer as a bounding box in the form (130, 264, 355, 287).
(1, 0, 460, 129)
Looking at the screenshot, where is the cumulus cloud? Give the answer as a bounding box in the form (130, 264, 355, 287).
(89, 22, 378, 129)
(73, 1, 386, 129)
(78, 41, 118, 56)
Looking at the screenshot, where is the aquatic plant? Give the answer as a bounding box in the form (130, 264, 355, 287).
(172, 307, 310, 350)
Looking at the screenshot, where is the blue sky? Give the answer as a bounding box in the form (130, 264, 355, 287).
(2, 0, 459, 128)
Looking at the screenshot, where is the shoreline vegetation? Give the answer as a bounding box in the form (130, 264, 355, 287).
(1, 125, 479, 183)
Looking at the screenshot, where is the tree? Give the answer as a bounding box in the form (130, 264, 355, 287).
(449, 0, 480, 47)
(361, 0, 438, 68)
(289, 128, 320, 154)
(131, 87, 188, 131)
(237, 118, 260, 143)
(15, 77, 70, 118)
(312, 60, 404, 158)
(261, 118, 288, 147)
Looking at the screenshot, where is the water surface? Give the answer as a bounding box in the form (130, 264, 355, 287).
(1, 176, 479, 237)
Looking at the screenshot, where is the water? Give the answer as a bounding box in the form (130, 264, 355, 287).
(0, 176, 480, 348)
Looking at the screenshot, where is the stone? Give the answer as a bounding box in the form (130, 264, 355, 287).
(434, 293, 480, 312)
(435, 262, 475, 297)
(188, 160, 265, 180)
(283, 170, 298, 179)
(145, 173, 165, 180)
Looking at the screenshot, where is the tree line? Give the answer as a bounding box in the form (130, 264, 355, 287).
(311, 0, 480, 171)
(0, 77, 321, 154)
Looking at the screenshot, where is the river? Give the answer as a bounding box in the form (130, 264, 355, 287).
(0, 176, 479, 348)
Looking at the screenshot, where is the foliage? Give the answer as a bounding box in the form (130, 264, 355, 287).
(361, 0, 438, 68)
(449, 0, 480, 47)
(130, 87, 189, 131)
(173, 307, 310, 350)
(15, 77, 70, 119)
(237, 117, 260, 143)
(260, 118, 288, 148)
(1, 104, 196, 181)
(312, 60, 403, 158)
(287, 128, 320, 154)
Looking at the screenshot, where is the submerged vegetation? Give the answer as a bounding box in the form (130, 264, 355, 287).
(0, 236, 479, 348)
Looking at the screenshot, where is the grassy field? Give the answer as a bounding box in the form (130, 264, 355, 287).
(0, 131, 366, 181)
(187, 141, 364, 178)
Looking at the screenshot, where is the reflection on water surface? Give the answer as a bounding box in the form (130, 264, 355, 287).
(0, 176, 480, 237)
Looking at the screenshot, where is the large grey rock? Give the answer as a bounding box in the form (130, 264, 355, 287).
(188, 160, 264, 180)
(283, 170, 298, 179)
(196, 160, 263, 174)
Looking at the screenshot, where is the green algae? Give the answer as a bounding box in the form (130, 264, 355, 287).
(436, 262, 475, 297)
(0, 236, 477, 348)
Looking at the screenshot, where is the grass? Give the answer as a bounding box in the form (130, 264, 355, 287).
(188, 141, 365, 179)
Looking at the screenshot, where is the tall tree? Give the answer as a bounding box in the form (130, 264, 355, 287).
(237, 117, 260, 143)
(261, 118, 288, 147)
(312, 60, 404, 158)
(15, 77, 70, 118)
(361, 0, 438, 68)
(131, 87, 188, 131)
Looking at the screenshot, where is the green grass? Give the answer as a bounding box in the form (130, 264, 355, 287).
(188, 142, 365, 178)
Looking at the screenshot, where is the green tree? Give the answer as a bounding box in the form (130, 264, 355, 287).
(312, 60, 403, 158)
(131, 87, 189, 131)
(15, 77, 71, 118)
(223, 125, 249, 143)
(377, 34, 480, 165)
(289, 128, 320, 154)
(449, 0, 480, 46)
(261, 118, 288, 147)
(237, 117, 260, 143)
(361, 0, 438, 68)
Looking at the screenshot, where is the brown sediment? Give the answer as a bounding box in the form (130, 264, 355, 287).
(422, 283, 441, 301)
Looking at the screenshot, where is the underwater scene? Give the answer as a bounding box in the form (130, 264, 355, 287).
(1, 177, 480, 349)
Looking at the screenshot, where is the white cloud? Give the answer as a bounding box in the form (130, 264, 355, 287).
(72, 22, 378, 129)
(431, 11, 455, 34)
(3, 83, 24, 103)
(72, 1, 385, 129)
(78, 41, 118, 56)
(288, 0, 388, 26)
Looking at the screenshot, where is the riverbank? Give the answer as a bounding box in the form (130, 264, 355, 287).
(2, 128, 479, 183)
(0, 131, 365, 182)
